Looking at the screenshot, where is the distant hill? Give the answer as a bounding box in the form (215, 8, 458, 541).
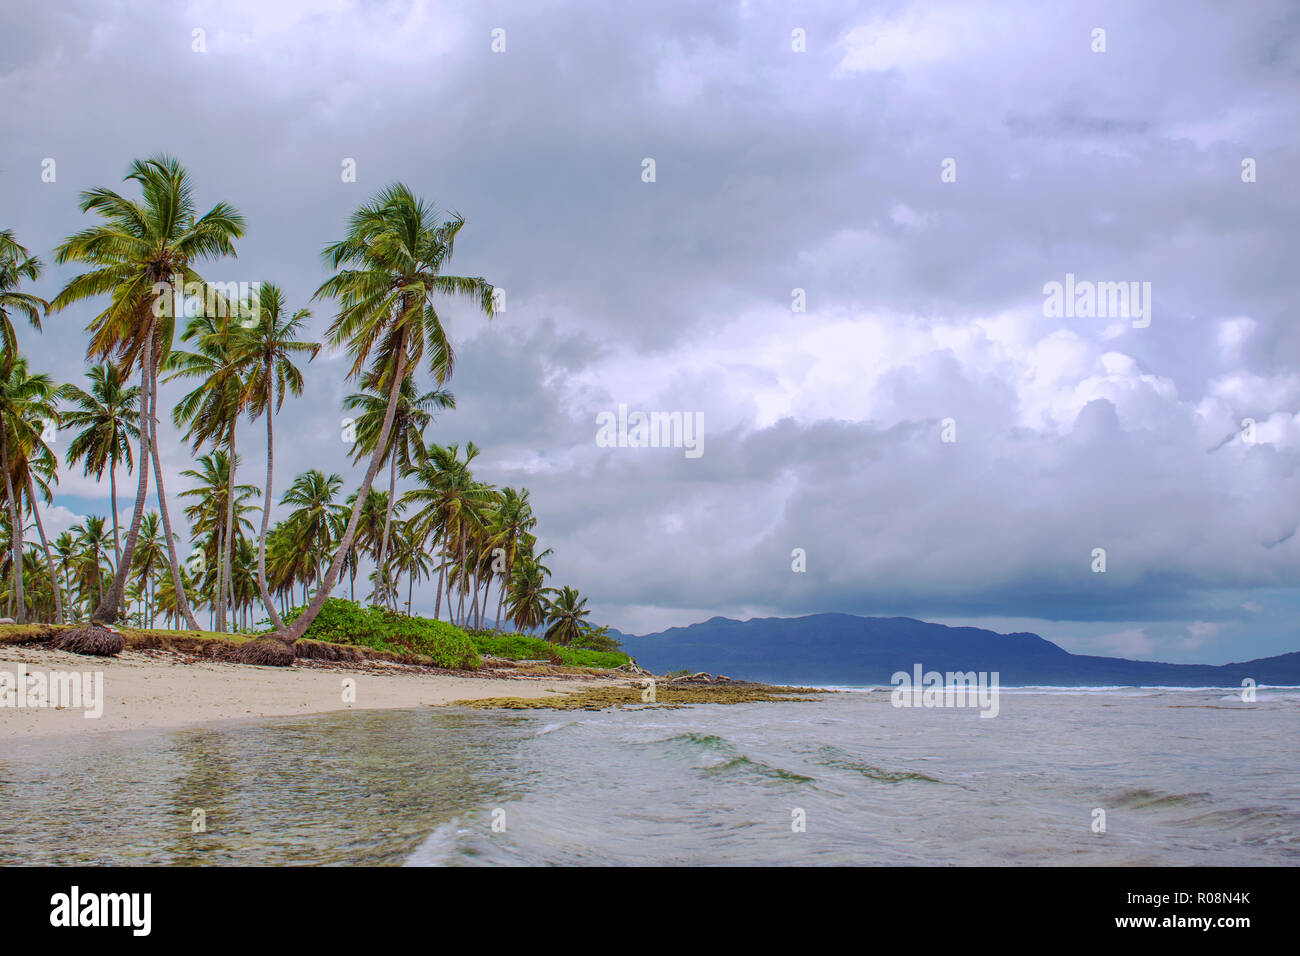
(610, 613, 1300, 687)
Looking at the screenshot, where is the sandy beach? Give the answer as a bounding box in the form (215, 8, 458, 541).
(0, 645, 622, 741)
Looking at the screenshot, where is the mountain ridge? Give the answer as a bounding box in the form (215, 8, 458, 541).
(609, 613, 1300, 686)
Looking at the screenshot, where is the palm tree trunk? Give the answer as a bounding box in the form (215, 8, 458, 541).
(109, 461, 121, 570)
(219, 417, 238, 632)
(462, 535, 473, 624)
(496, 559, 510, 631)
(0, 435, 24, 623)
(63, 564, 72, 623)
(377, 451, 397, 609)
(435, 533, 446, 620)
(148, 340, 201, 631)
(257, 369, 285, 631)
(215, 526, 224, 629)
(26, 474, 62, 625)
(92, 330, 153, 625)
(278, 344, 410, 644)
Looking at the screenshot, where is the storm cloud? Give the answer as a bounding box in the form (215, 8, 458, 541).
(2, 0, 1297, 662)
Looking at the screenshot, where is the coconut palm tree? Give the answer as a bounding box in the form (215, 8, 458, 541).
(178, 450, 257, 624)
(166, 312, 257, 631)
(280, 470, 345, 591)
(0, 230, 48, 375)
(273, 184, 495, 648)
(345, 486, 398, 606)
(243, 282, 319, 631)
(391, 518, 432, 614)
(51, 154, 244, 628)
(343, 375, 452, 608)
(72, 517, 114, 612)
(17, 439, 65, 624)
(61, 363, 140, 570)
(0, 357, 59, 623)
(489, 487, 536, 630)
(403, 442, 494, 624)
(544, 586, 592, 646)
(130, 512, 165, 627)
(52, 531, 77, 618)
(507, 547, 554, 633)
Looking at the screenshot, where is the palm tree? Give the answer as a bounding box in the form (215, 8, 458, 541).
(280, 470, 345, 591)
(544, 586, 592, 646)
(489, 487, 536, 630)
(61, 363, 140, 570)
(52, 531, 77, 618)
(18, 439, 65, 624)
(72, 517, 114, 612)
(0, 230, 48, 375)
(166, 312, 257, 631)
(508, 547, 554, 633)
(130, 512, 165, 627)
(391, 518, 432, 614)
(275, 184, 495, 646)
(0, 357, 59, 623)
(243, 282, 318, 631)
(51, 154, 244, 627)
(404, 442, 494, 624)
(178, 450, 257, 624)
(343, 375, 452, 608)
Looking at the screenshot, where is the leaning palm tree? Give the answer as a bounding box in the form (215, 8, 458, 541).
(61, 363, 140, 570)
(343, 374, 452, 608)
(271, 184, 495, 651)
(0, 230, 48, 375)
(242, 282, 319, 631)
(51, 154, 244, 630)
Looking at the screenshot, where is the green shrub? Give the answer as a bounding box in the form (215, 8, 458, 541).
(281, 599, 480, 670)
(466, 629, 630, 670)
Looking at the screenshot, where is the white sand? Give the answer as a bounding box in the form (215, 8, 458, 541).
(0, 645, 620, 741)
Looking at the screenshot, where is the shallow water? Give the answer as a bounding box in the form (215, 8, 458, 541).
(2, 688, 1297, 865)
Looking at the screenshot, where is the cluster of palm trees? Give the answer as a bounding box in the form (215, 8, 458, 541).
(0, 155, 600, 653)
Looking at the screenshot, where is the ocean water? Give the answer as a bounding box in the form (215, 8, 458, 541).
(2, 687, 1297, 865)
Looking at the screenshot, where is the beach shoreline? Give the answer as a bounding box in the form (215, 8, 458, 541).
(1, 645, 625, 742)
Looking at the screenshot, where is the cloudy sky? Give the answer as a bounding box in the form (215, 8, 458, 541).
(2, 0, 1297, 663)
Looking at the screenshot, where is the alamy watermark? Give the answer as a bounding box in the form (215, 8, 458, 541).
(151, 274, 262, 326)
(890, 664, 1000, 718)
(50, 886, 150, 936)
(595, 404, 703, 459)
(1042, 273, 1151, 328)
(0, 664, 104, 718)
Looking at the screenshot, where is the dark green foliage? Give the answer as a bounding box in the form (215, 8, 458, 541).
(282, 598, 480, 669)
(466, 628, 630, 669)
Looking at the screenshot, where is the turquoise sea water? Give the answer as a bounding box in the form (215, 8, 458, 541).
(2, 687, 1297, 865)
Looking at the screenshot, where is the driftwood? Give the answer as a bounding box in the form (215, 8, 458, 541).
(666, 671, 733, 685)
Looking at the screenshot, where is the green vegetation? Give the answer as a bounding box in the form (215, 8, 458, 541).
(0, 160, 612, 663)
(466, 628, 630, 669)
(282, 598, 480, 670)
